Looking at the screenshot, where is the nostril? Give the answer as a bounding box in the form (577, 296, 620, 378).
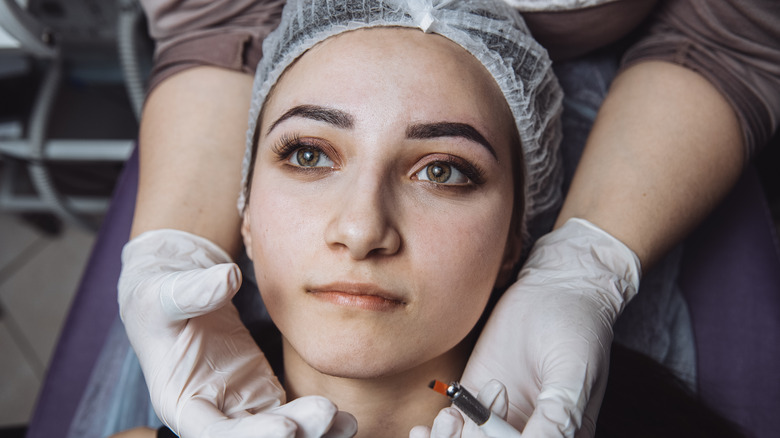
(325, 209, 401, 259)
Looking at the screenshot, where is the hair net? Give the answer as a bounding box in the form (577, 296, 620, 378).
(239, 0, 563, 247)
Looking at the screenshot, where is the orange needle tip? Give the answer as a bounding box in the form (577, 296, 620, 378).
(428, 379, 449, 396)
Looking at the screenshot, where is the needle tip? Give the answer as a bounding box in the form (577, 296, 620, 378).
(429, 379, 449, 396)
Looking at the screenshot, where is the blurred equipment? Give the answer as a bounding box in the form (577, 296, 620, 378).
(0, 0, 148, 231)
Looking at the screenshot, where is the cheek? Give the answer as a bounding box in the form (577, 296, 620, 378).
(246, 174, 320, 294)
(406, 193, 513, 331)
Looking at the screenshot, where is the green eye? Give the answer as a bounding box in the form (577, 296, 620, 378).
(416, 161, 469, 185)
(296, 148, 320, 166)
(426, 163, 452, 183)
(289, 147, 335, 168)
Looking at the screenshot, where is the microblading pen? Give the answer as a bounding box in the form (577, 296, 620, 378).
(429, 380, 522, 437)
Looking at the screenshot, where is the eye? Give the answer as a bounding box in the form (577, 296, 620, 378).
(415, 161, 471, 185)
(271, 133, 339, 170)
(289, 146, 335, 168)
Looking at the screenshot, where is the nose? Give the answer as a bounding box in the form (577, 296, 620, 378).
(324, 172, 401, 260)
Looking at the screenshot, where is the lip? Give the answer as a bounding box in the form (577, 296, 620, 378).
(308, 282, 405, 311)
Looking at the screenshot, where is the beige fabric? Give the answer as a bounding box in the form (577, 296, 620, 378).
(622, 0, 780, 158)
(141, 0, 285, 92)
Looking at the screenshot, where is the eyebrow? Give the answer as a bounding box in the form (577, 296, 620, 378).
(406, 122, 498, 160)
(267, 104, 354, 135)
(266, 105, 497, 160)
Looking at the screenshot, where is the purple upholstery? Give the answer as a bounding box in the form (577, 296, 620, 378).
(26, 147, 137, 438)
(27, 149, 780, 437)
(680, 168, 780, 438)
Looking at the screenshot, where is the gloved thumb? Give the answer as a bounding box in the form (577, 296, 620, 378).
(159, 262, 242, 321)
(271, 396, 358, 438)
(476, 380, 508, 420)
(198, 412, 298, 438)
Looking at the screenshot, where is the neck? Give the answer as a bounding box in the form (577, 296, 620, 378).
(282, 338, 471, 437)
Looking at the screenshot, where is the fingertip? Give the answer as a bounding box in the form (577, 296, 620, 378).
(323, 411, 358, 438)
(203, 414, 298, 438)
(441, 407, 463, 419)
(271, 396, 341, 437)
(205, 263, 242, 296)
(430, 407, 464, 438)
(477, 379, 505, 406)
(409, 425, 431, 438)
(162, 264, 241, 319)
(477, 379, 508, 418)
(224, 263, 242, 293)
(306, 394, 339, 417)
(252, 416, 298, 438)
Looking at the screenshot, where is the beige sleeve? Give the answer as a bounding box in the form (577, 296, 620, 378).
(622, 0, 780, 159)
(139, 0, 285, 93)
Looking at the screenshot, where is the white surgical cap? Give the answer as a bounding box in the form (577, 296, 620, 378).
(239, 0, 563, 247)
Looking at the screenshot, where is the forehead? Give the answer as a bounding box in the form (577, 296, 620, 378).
(260, 27, 516, 146)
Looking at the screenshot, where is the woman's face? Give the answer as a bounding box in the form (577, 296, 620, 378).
(243, 28, 519, 379)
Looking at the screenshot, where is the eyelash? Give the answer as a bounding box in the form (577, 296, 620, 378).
(270, 133, 485, 186)
(271, 133, 336, 168)
(271, 133, 310, 160)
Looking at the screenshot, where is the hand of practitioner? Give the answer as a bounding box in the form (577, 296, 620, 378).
(462, 218, 641, 438)
(409, 380, 522, 438)
(118, 229, 357, 437)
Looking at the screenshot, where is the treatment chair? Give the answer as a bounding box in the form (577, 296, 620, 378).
(25, 145, 780, 437)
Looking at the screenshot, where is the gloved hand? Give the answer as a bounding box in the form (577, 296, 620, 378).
(118, 229, 357, 437)
(409, 380, 522, 438)
(461, 218, 641, 438)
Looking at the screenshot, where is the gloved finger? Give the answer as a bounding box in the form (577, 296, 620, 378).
(322, 411, 359, 438)
(167, 373, 285, 437)
(476, 380, 508, 419)
(521, 344, 605, 438)
(199, 412, 298, 438)
(159, 263, 242, 321)
(519, 393, 580, 438)
(168, 397, 243, 437)
(409, 425, 432, 438)
(429, 407, 465, 438)
(271, 396, 352, 438)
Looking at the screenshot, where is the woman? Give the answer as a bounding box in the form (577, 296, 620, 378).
(114, 1, 751, 436)
(114, 0, 780, 436)
(119, 0, 556, 435)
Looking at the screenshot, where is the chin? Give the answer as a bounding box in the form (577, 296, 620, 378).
(296, 338, 425, 380)
(310, 359, 398, 380)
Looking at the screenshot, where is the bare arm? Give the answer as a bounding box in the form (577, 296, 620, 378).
(566, 0, 780, 269)
(556, 60, 744, 269)
(130, 66, 253, 257)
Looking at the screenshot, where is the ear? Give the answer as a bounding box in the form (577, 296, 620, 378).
(241, 210, 254, 260)
(496, 230, 522, 289)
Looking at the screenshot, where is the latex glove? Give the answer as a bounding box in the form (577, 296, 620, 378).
(409, 380, 522, 438)
(462, 218, 641, 438)
(204, 396, 357, 437)
(118, 229, 357, 437)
